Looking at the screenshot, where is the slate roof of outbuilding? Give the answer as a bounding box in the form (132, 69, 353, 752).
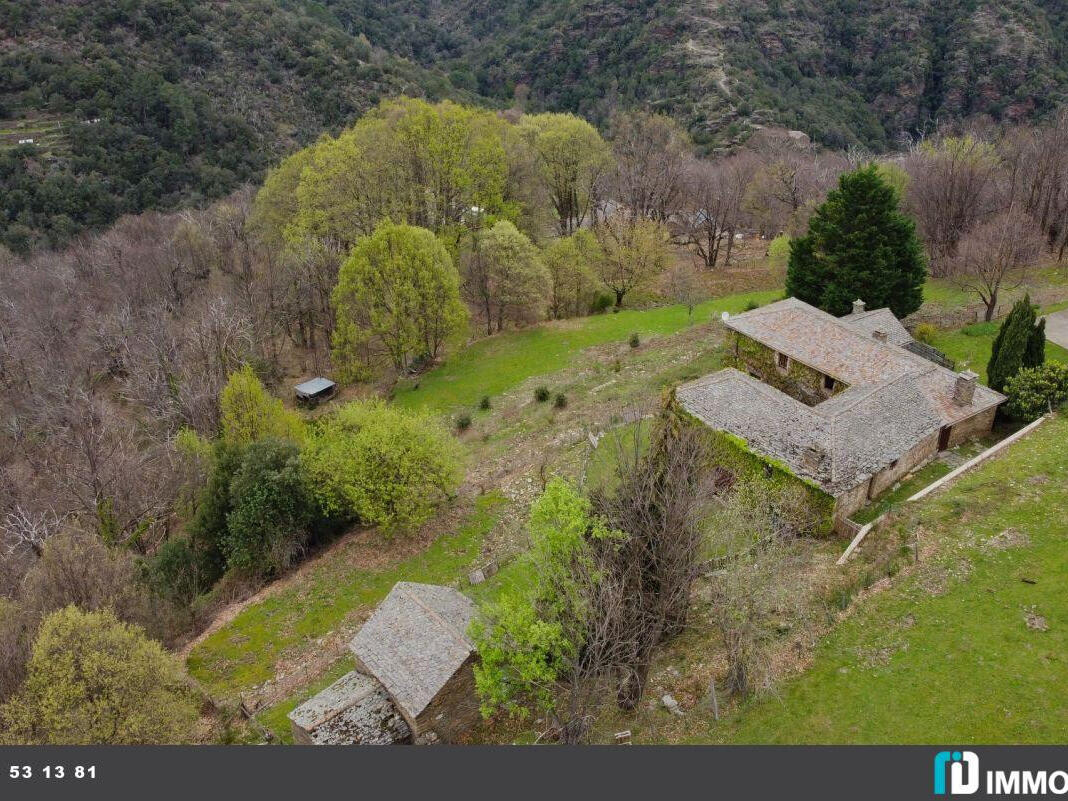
(678, 298, 1005, 495)
(349, 582, 475, 721)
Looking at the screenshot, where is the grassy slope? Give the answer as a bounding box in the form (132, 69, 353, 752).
(394, 291, 782, 413)
(708, 414, 1068, 744)
(187, 492, 507, 699)
(930, 322, 1068, 382)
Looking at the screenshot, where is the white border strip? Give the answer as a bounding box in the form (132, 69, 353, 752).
(835, 414, 1050, 566)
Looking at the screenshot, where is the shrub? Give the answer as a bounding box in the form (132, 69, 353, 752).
(590, 293, 614, 314)
(613, 359, 622, 373)
(0, 607, 197, 744)
(479, 395, 491, 410)
(913, 322, 937, 344)
(744, 300, 761, 312)
(223, 438, 314, 577)
(145, 537, 212, 608)
(629, 332, 640, 348)
(767, 234, 790, 267)
(219, 365, 305, 447)
(20, 530, 159, 635)
(302, 400, 464, 534)
(534, 386, 551, 403)
(554, 393, 568, 409)
(456, 413, 472, 431)
(1003, 362, 1068, 421)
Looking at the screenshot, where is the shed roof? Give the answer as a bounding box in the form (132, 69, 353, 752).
(349, 582, 475, 721)
(294, 377, 336, 397)
(287, 670, 410, 745)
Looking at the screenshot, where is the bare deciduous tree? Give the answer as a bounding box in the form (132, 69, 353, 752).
(905, 133, 1001, 275)
(608, 111, 691, 224)
(678, 154, 758, 269)
(953, 208, 1046, 321)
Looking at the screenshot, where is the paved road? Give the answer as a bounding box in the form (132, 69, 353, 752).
(1042, 308, 1068, 349)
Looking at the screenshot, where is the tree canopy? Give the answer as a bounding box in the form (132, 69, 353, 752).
(0, 606, 197, 744)
(301, 400, 464, 534)
(786, 165, 926, 318)
(519, 112, 612, 236)
(332, 222, 467, 381)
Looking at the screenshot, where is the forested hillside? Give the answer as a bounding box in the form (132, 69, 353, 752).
(0, 0, 476, 252)
(4, 0, 1068, 251)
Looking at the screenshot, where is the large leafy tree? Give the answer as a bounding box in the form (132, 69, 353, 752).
(988, 295, 1045, 392)
(301, 400, 464, 534)
(594, 216, 670, 308)
(285, 98, 511, 251)
(542, 230, 603, 319)
(464, 220, 551, 333)
(332, 222, 467, 380)
(0, 607, 197, 744)
(519, 113, 613, 236)
(786, 165, 926, 318)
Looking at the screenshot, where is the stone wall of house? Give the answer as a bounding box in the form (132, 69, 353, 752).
(834, 479, 873, 522)
(946, 406, 998, 449)
(867, 430, 940, 498)
(726, 332, 847, 406)
(413, 654, 482, 744)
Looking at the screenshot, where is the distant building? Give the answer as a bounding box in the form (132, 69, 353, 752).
(289, 582, 479, 745)
(675, 298, 1005, 527)
(293, 377, 336, 406)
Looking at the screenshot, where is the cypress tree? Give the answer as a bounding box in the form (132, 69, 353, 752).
(786, 164, 927, 318)
(988, 296, 1037, 393)
(1025, 316, 1046, 369)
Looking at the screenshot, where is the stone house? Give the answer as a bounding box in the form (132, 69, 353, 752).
(288, 582, 480, 745)
(676, 298, 1005, 528)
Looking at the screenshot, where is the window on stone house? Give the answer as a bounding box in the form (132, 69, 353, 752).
(823, 374, 835, 391)
(777, 353, 789, 370)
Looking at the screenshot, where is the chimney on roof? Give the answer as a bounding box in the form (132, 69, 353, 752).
(953, 370, 978, 407)
(872, 329, 888, 343)
(852, 299, 866, 315)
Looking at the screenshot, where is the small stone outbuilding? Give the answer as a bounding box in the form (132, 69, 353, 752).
(288, 582, 480, 745)
(288, 670, 411, 745)
(349, 582, 480, 744)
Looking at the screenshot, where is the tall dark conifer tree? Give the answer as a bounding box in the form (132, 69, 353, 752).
(786, 165, 926, 318)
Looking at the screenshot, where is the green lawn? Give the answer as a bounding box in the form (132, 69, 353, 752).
(929, 321, 1068, 382)
(850, 436, 1000, 525)
(708, 414, 1068, 743)
(187, 492, 508, 699)
(394, 291, 782, 413)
